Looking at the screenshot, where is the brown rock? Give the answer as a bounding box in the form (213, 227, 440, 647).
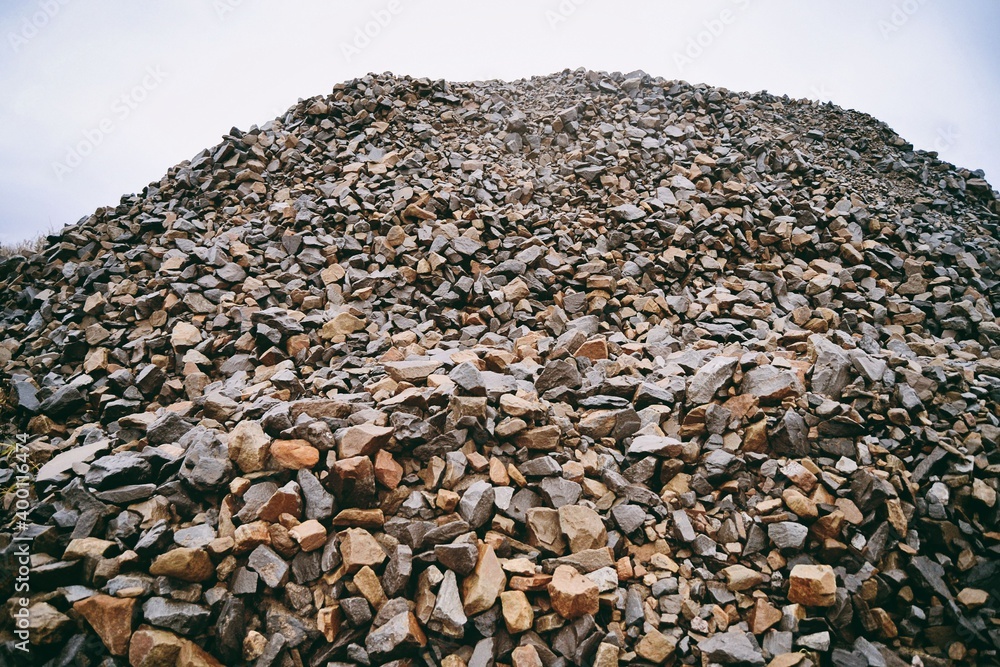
(383, 359, 442, 382)
(957, 587, 989, 609)
(332, 508, 385, 528)
(321, 312, 366, 338)
(462, 544, 507, 616)
(73, 595, 136, 656)
(742, 419, 768, 453)
(64, 537, 116, 560)
(526, 507, 567, 554)
(129, 626, 183, 667)
(574, 338, 609, 361)
(500, 590, 533, 633)
(721, 564, 763, 591)
(330, 455, 376, 506)
(514, 425, 561, 450)
(635, 628, 676, 663)
(593, 642, 620, 667)
(170, 322, 202, 349)
(749, 597, 783, 634)
(558, 504, 607, 553)
(339, 423, 394, 459)
(233, 521, 271, 555)
(782, 488, 817, 519)
(227, 421, 270, 473)
(149, 547, 214, 582)
(288, 519, 327, 551)
(788, 564, 837, 607)
(768, 655, 806, 667)
(547, 565, 599, 619)
(258, 482, 301, 522)
(269, 439, 319, 469)
(339, 528, 386, 572)
(129, 625, 223, 667)
(243, 630, 267, 661)
(511, 645, 544, 667)
(355, 565, 388, 609)
(374, 449, 403, 489)
(499, 394, 543, 418)
(26, 602, 71, 645)
(741, 365, 804, 404)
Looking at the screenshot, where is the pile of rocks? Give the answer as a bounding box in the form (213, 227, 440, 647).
(1, 69, 999, 667)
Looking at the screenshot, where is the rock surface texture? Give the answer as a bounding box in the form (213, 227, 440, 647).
(1, 70, 1000, 666)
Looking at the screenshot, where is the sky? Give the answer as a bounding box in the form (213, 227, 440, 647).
(0, 0, 998, 245)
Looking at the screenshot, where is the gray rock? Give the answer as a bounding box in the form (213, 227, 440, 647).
(519, 456, 562, 477)
(698, 631, 764, 665)
(341, 597, 373, 627)
(94, 484, 156, 504)
(297, 468, 335, 521)
(770, 409, 810, 456)
(768, 521, 808, 550)
(382, 545, 412, 597)
(178, 427, 233, 491)
(429, 570, 467, 637)
(810, 335, 852, 398)
(740, 365, 804, 403)
(468, 636, 496, 667)
(253, 632, 286, 667)
(458, 480, 495, 528)
(609, 203, 645, 222)
(135, 520, 173, 556)
(449, 361, 486, 396)
(173, 523, 216, 549)
(797, 631, 831, 651)
(505, 488, 543, 524)
(84, 453, 151, 489)
(365, 611, 424, 660)
(688, 355, 739, 404)
(672, 510, 697, 543)
(248, 545, 289, 588)
(142, 597, 211, 636)
(535, 359, 581, 394)
(231, 567, 259, 595)
(214, 596, 246, 662)
(434, 542, 479, 576)
(12, 375, 40, 413)
(627, 434, 683, 457)
(39, 384, 86, 417)
(611, 504, 645, 534)
(539, 476, 582, 508)
(146, 411, 194, 446)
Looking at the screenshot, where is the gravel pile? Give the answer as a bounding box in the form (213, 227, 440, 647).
(1, 69, 999, 667)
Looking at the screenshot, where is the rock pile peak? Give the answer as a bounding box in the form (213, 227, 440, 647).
(1, 69, 999, 666)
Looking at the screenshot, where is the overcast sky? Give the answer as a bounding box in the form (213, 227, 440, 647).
(1, 0, 997, 244)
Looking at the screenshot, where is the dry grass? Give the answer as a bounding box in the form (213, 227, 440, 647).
(0, 233, 50, 258)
